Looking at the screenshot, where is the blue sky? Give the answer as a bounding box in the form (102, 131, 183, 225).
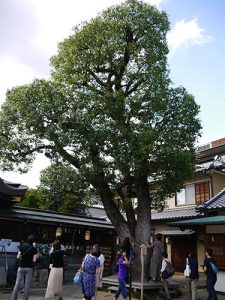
(164, 0, 225, 144)
(0, 0, 224, 187)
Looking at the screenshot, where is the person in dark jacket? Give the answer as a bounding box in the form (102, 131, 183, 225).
(204, 248, 218, 300)
(121, 237, 135, 262)
(185, 251, 199, 300)
(12, 234, 37, 300)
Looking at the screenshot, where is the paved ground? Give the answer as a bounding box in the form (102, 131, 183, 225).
(1, 277, 225, 299)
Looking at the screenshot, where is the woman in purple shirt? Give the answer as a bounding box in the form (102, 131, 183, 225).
(114, 250, 129, 300)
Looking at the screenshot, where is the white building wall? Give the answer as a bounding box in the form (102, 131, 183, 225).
(215, 272, 225, 292)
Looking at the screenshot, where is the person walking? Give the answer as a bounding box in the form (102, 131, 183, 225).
(95, 250, 105, 300)
(160, 252, 172, 300)
(185, 252, 199, 300)
(121, 237, 135, 288)
(204, 248, 218, 300)
(34, 234, 50, 286)
(12, 234, 37, 300)
(82, 244, 100, 300)
(45, 240, 66, 300)
(114, 250, 129, 300)
(147, 233, 163, 281)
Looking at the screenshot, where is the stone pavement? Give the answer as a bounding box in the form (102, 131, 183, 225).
(0, 278, 225, 300)
(0, 286, 225, 300)
(0, 283, 83, 300)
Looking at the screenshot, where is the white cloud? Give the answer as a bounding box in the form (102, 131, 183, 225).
(31, 0, 163, 55)
(167, 18, 214, 59)
(0, 0, 164, 186)
(0, 154, 50, 188)
(0, 57, 48, 105)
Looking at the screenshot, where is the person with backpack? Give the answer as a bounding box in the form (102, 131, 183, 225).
(12, 234, 37, 300)
(34, 234, 50, 286)
(160, 251, 174, 300)
(185, 251, 199, 300)
(204, 248, 218, 300)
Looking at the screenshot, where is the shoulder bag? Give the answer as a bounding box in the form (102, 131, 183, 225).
(184, 258, 191, 277)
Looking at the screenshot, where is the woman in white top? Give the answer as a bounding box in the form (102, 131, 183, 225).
(160, 252, 171, 300)
(95, 252, 105, 300)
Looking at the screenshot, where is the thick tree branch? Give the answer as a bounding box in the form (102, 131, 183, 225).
(54, 142, 81, 170)
(14, 144, 54, 158)
(82, 81, 105, 96)
(125, 79, 144, 96)
(88, 69, 107, 88)
(115, 27, 134, 91)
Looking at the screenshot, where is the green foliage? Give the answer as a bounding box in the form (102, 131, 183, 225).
(37, 163, 88, 214)
(0, 0, 201, 252)
(17, 188, 41, 209)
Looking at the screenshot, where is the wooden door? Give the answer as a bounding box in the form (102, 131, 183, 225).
(171, 235, 197, 272)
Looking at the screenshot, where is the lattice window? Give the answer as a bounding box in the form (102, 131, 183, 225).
(206, 234, 225, 268)
(195, 182, 210, 205)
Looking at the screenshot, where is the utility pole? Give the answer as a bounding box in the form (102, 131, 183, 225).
(140, 244, 147, 300)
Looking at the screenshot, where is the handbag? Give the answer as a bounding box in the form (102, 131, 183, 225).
(162, 261, 175, 279)
(73, 270, 83, 285)
(184, 258, 191, 277)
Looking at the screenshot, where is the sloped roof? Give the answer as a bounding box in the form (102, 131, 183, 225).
(197, 188, 225, 211)
(0, 206, 114, 229)
(0, 178, 28, 208)
(169, 215, 225, 226)
(87, 205, 199, 221)
(86, 206, 110, 221)
(151, 207, 199, 221)
(158, 229, 195, 235)
(0, 178, 27, 196)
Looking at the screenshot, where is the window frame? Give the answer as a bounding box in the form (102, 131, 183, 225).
(176, 180, 210, 206)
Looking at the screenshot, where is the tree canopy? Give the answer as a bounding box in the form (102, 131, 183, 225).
(37, 163, 88, 214)
(18, 163, 91, 214)
(0, 0, 201, 279)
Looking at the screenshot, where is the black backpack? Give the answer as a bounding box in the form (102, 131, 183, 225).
(162, 260, 175, 279)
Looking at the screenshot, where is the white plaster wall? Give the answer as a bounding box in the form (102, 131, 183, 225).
(215, 271, 225, 292)
(197, 235, 205, 273)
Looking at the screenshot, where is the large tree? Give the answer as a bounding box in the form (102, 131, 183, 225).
(0, 0, 201, 279)
(37, 163, 88, 214)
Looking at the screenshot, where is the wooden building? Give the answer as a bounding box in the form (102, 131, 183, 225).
(0, 178, 116, 285)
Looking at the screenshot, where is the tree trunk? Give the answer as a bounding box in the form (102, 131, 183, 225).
(91, 172, 151, 281)
(132, 172, 152, 281)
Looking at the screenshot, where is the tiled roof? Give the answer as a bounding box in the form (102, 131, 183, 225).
(197, 188, 225, 211)
(0, 206, 114, 229)
(151, 207, 199, 221)
(169, 215, 225, 226)
(0, 178, 27, 196)
(158, 229, 195, 235)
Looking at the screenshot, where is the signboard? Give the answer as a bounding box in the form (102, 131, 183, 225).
(0, 240, 20, 253)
